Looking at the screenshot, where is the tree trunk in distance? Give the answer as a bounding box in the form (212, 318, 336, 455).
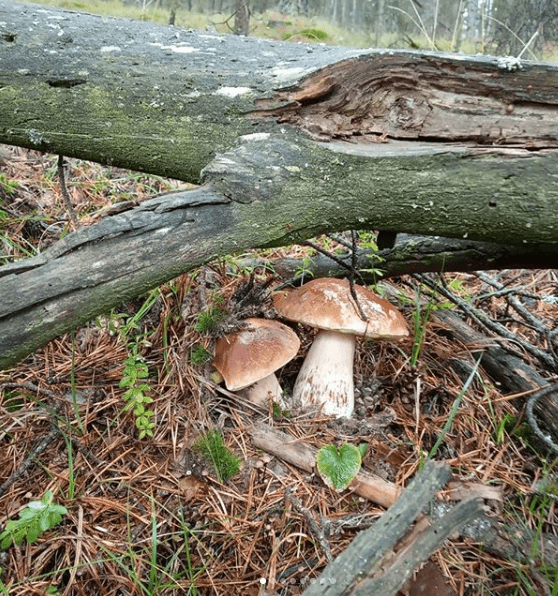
(234, 0, 250, 35)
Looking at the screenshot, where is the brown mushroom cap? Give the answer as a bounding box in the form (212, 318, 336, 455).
(273, 278, 408, 339)
(212, 318, 300, 391)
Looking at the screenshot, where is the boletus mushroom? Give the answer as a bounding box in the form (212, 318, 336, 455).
(273, 278, 408, 418)
(212, 318, 300, 407)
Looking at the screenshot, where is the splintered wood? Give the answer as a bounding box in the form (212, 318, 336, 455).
(255, 53, 558, 146)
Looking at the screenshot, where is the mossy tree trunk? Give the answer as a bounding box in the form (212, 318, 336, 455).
(1, 2, 558, 368)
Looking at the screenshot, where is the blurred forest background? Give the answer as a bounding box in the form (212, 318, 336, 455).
(24, 0, 558, 60)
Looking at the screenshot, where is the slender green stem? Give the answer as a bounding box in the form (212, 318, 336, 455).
(428, 355, 482, 460)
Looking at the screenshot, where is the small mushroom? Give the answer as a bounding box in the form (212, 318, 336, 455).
(212, 318, 300, 407)
(274, 278, 408, 418)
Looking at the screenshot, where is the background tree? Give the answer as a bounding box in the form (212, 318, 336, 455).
(234, 0, 250, 34)
(491, 0, 558, 57)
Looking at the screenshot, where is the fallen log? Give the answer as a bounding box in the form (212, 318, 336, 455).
(237, 234, 557, 280)
(2, 2, 558, 369)
(433, 309, 558, 444)
(299, 460, 481, 596)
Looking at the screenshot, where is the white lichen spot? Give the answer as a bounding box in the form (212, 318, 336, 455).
(322, 289, 339, 302)
(270, 66, 305, 80)
(28, 129, 46, 144)
(497, 56, 522, 71)
(240, 133, 270, 142)
(149, 42, 198, 54)
(215, 86, 252, 97)
(167, 45, 198, 53)
(285, 165, 301, 173)
(101, 46, 121, 53)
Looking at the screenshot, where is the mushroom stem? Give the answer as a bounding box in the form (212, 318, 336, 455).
(292, 330, 356, 418)
(240, 373, 285, 407)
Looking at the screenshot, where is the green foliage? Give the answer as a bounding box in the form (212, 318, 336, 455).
(409, 287, 435, 367)
(99, 290, 162, 438)
(435, 277, 472, 310)
(1, 389, 25, 413)
(0, 173, 18, 197)
(272, 400, 292, 419)
(503, 465, 558, 595)
(190, 344, 212, 366)
(358, 232, 386, 282)
(194, 301, 227, 333)
(120, 345, 156, 439)
(298, 28, 329, 41)
(316, 443, 365, 491)
(427, 356, 481, 460)
(294, 256, 314, 282)
(193, 430, 241, 483)
(0, 491, 67, 549)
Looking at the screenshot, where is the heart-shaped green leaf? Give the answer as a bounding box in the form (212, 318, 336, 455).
(316, 443, 362, 491)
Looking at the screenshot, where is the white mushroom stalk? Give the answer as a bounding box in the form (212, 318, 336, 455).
(241, 372, 284, 407)
(292, 330, 356, 417)
(274, 278, 409, 418)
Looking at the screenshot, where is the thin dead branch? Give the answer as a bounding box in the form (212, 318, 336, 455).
(57, 155, 79, 229)
(525, 381, 558, 454)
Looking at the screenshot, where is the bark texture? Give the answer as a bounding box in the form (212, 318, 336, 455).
(1, 3, 558, 368)
(300, 460, 481, 596)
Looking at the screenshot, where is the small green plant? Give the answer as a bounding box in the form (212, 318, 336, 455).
(272, 400, 292, 419)
(194, 294, 227, 333)
(193, 430, 241, 483)
(190, 344, 212, 365)
(298, 27, 328, 41)
(316, 443, 368, 491)
(409, 286, 435, 367)
(358, 232, 386, 282)
(294, 255, 314, 283)
(428, 356, 481, 460)
(502, 466, 558, 596)
(120, 345, 156, 439)
(0, 173, 18, 197)
(0, 491, 67, 549)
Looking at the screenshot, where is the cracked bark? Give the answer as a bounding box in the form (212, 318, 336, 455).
(1, 3, 558, 368)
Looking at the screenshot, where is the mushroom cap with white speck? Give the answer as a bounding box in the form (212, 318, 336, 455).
(273, 278, 408, 339)
(212, 318, 300, 391)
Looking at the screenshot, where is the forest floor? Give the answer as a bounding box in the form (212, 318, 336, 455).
(1, 145, 558, 596)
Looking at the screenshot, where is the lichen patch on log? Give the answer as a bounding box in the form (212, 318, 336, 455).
(254, 53, 558, 148)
